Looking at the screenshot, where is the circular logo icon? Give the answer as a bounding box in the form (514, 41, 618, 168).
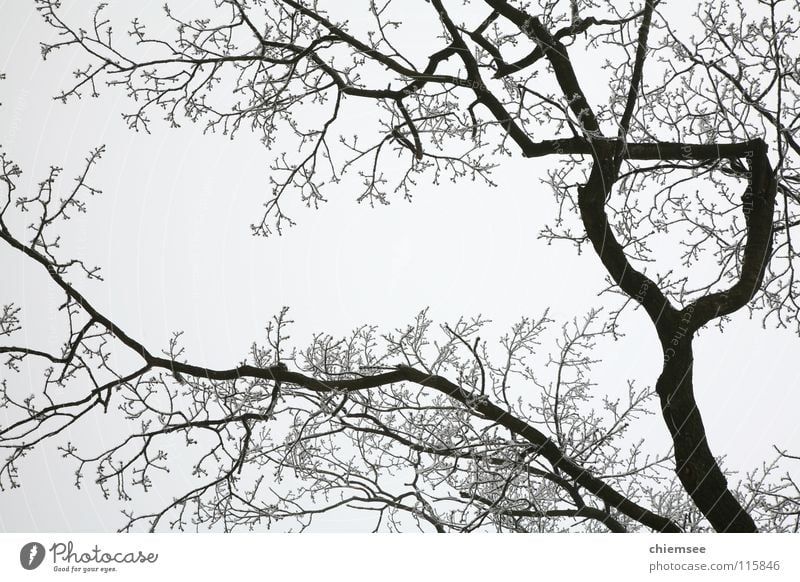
(19, 542, 46, 570)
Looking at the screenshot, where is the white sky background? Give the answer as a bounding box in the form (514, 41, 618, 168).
(0, 0, 799, 531)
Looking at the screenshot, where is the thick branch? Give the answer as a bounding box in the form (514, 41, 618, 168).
(483, 0, 601, 135)
(685, 141, 777, 330)
(0, 220, 680, 532)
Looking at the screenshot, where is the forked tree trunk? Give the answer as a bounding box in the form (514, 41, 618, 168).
(577, 140, 774, 532)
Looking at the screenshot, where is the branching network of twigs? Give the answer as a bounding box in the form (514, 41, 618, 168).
(1, 0, 799, 532)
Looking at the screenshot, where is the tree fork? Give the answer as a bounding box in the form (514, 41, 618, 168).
(577, 139, 775, 531)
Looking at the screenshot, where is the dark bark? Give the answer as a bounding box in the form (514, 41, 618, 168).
(17, 0, 787, 532)
(653, 142, 775, 532)
(576, 138, 775, 532)
(655, 335, 756, 532)
(0, 223, 682, 533)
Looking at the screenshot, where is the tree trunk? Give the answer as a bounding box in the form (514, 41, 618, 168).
(656, 331, 757, 532)
(576, 140, 773, 532)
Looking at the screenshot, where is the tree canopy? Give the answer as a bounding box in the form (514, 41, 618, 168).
(1, 0, 799, 532)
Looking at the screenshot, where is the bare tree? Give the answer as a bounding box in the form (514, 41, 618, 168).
(1, 0, 799, 532)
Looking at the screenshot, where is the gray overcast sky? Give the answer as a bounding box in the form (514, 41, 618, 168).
(1, 0, 799, 531)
